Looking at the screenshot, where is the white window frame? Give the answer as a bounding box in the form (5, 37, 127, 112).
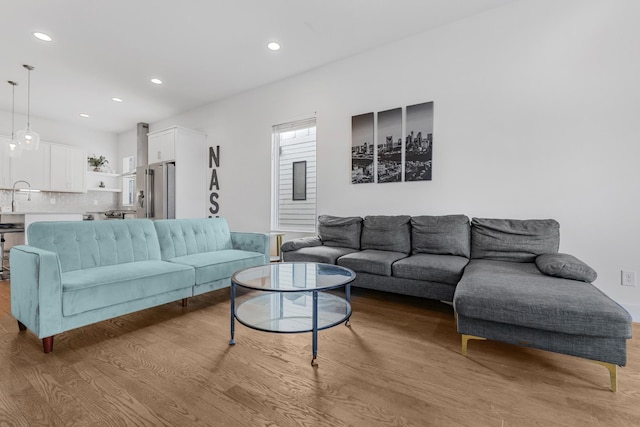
(271, 117, 317, 233)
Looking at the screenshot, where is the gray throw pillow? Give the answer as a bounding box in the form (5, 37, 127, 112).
(281, 236, 322, 252)
(318, 215, 363, 249)
(471, 218, 560, 262)
(536, 253, 598, 283)
(361, 215, 411, 254)
(411, 215, 470, 258)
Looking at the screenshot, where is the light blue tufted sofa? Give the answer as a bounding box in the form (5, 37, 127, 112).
(10, 218, 268, 353)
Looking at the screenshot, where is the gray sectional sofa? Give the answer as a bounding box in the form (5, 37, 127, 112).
(282, 215, 632, 391)
(10, 218, 269, 353)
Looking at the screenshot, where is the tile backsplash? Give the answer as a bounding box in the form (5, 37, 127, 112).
(0, 190, 120, 214)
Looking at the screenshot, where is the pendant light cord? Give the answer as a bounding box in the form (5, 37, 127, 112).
(26, 66, 32, 129)
(7, 80, 17, 139)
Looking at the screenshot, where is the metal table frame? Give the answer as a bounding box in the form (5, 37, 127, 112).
(229, 262, 355, 366)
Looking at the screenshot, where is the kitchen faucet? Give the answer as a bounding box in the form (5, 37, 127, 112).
(11, 180, 32, 212)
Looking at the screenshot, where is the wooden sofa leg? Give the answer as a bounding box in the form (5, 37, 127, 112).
(461, 334, 486, 356)
(182, 298, 189, 307)
(42, 336, 54, 353)
(593, 361, 618, 392)
(17, 320, 27, 331)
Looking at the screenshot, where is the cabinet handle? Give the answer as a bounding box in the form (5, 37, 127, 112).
(157, 151, 161, 160)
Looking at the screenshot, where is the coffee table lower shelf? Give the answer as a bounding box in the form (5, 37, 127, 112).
(230, 290, 352, 366)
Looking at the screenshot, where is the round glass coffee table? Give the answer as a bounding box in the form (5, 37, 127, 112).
(230, 262, 356, 366)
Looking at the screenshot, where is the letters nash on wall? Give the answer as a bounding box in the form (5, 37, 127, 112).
(209, 145, 221, 217)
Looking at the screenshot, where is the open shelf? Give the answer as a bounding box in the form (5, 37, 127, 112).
(87, 187, 121, 192)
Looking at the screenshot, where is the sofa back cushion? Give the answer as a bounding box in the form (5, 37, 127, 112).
(361, 215, 411, 254)
(318, 215, 363, 249)
(471, 218, 560, 262)
(411, 215, 470, 257)
(27, 219, 162, 273)
(154, 218, 233, 260)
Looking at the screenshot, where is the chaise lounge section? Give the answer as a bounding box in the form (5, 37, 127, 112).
(454, 218, 632, 391)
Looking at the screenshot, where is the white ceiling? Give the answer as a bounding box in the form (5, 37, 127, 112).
(1, 0, 516, 134)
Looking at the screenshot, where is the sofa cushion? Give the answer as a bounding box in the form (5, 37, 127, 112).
(154, 218, 233, 260)
(361, 215, 411, 254)
(392, 254, 469, 286)
(61, 260, 194, 316)
(470, 218, 560, 262)
(282, 246, 359, 264)
(168, 249, 264, 285)
(411, 215, 470, 257)
(535, 253, 597, 283)
(318, 215, 363, 249)
(453, 260, 632, 338)
(338, 249, 407, 276)
(28, 219, 162, 273)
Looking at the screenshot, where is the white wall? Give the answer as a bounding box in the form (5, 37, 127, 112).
(132, 0, 640, 318)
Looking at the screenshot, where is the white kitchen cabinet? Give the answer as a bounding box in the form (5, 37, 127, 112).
(50, 144, 86, 192)
(11, 143, 50, 191)
(148, 128, 176, 163)
(0, 145, 11, 189)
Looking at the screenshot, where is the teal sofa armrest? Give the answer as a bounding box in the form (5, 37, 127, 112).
(230, 232, 270, 264)
(10, 245, 64, 339)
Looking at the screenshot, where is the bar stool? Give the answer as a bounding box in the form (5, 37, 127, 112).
(0, 227, 25, 280)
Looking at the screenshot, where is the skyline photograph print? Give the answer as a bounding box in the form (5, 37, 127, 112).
(377, 107, 402, 183)
(405, 101, 433, 181)
(351, 112, 374, 184)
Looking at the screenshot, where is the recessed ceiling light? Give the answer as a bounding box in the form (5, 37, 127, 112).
(33, 32, 52, 42)
(267, 42, 281, 51)
(112, 97, 123, 102)
(151, 78, 163, 85)
(80, 113, 90, 118)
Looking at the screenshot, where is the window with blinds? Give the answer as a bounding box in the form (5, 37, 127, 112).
(272, 118, 317, 232)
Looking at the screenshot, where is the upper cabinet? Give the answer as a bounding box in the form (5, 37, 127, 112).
(0, 141, 90, 193)
(0, 146, 11, 189)
(11, 143, 51, 191)
(148, 128, 176, 163)
(50, 144, 86, 192)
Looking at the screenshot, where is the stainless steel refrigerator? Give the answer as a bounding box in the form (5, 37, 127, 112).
(135, 162, 175, 219)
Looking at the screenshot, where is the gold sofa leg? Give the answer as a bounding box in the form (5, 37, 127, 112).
(461, 334, 486, 356)
(593, 361, 618, 392)
(459, 334, 619, 392)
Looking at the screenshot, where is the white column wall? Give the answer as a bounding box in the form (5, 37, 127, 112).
(138, 0, 640, 318)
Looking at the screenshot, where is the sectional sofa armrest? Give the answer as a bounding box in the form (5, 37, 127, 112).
(281, 236, 323, 252)
(230, 232, 270, 264)
(9, 245, 64, 338)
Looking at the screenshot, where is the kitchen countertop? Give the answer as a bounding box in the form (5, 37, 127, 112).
(0, 212, 85, 215)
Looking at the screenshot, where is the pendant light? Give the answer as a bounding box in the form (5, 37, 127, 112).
(15, 64, 40, 151)
(4, 80, 22, 158)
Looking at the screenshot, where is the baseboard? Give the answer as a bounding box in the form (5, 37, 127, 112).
(621, 303, 640, 323)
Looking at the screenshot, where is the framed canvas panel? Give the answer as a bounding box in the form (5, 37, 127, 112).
(404, 102, 433, 181)
(351, 112, 374, 184)
(377, 107, 402, 183)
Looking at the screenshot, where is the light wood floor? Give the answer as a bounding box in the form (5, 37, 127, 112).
(1, 280, 639, 427)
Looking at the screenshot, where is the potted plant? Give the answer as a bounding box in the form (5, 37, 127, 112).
(88, 155, 109, 172)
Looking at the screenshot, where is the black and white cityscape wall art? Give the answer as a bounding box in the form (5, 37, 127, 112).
(404, 102, 433, 181)
(351, 113, 375, 184)
(377, 107, 402, 183)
